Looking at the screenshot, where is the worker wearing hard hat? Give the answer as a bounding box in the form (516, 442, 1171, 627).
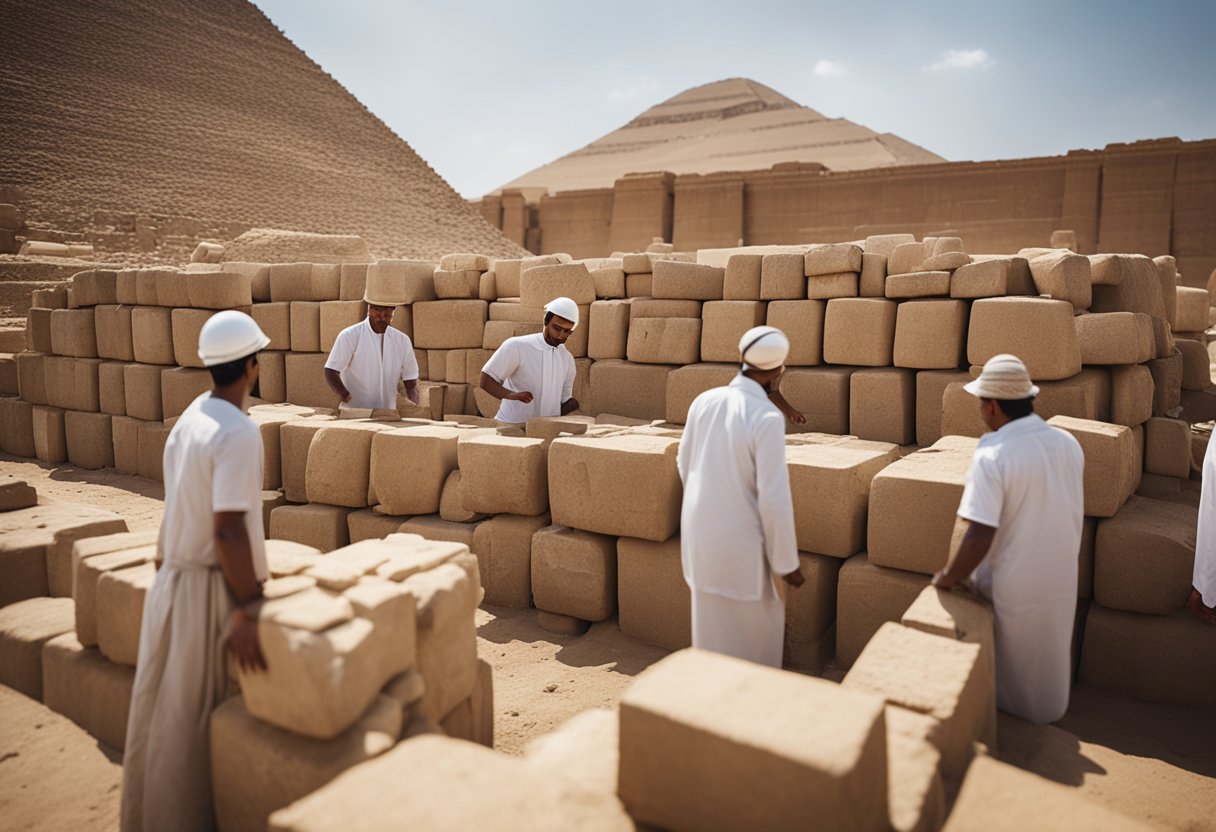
(478, 296, 579, 424)
(122, 310, 271, 832)
(677, 326, 804, 668)
(933, 354, 1084, 724)
(324, 284, 420, 409)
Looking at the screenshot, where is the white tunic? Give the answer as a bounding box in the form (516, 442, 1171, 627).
(957, 414, 1084, 725)
(122, 394, 268, 832)
(324, 318, 419, 409)
(677, 374, 800, 666)
(1194, 434, 1216, 607)
(480, 332, 575, 424)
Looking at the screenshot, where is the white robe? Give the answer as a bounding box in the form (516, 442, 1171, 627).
(957, 414, 1084, 724)
(122, 395, 267, 832)
(480, 332, 575, 424)
(1195, 433, 1216, 607)
(677, 374, 799, 667)
(324, 318, 419, 410)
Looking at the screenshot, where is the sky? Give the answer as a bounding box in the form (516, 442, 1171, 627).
(253, 0, 1216, 198)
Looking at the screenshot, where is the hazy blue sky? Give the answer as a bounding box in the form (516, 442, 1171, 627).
(253, 0, 1216, 197)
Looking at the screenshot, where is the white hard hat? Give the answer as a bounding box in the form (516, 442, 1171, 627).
(739, 326, 789, 371)
(198, 310, 271, 367)
(964, 354, 1040, 400)
(544, 296, 579, 328)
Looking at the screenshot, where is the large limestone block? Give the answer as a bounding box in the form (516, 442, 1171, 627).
(864, 234, 917, 259)
(886, 271, 950, 299)
(1093, 496, 1195, 615)
(836, 554, 931, 669)
(723, 253, 762, 300)
(780, 367, 852, 434)
(844, 622, 984, 777)
(766, 300, 824, 366)
(759, 253, 806, 300)
(41, 632, 135, 750)
(1047, 416, 1139, 517)
(319, 301, 365, 352)
(788, 439, 899, 557)
(524, 708, 621, 796)
(397, 517, 489, 560)
(823, 298, 897, 366)
(136, 420, 171, 482)
(239, 587, 414, 739)
(27, 308, 54, 354)
(1090, 254, 1166, 319)
(170, 307, 216, 367)
(893, 300, 967, 370)
(884, 707, 947, 832)
(95, 562, 155, 666)
(531, 525, 617, 621)
(867, 437, 977, 575)
(279, 417, 337, 502)
(859, 253, 888, 298)
(0, 396, 36, 457)
(950, 258, 1009, 299)
(94, 305, 135, 361)
(653, 260, 724, 301)
(252, 302, 291, 351)
(631, 298, 702, 318)
(1028, 251, 1092, 311)
(1174, 286, 1209, 333)
(45, 355, 101, 412)
(289, 301, 321, 352)
(889, 242, 927, 275)
(400, 561, 479, 721)
(627, 316, 701, 364)
(807, 271, 860, 300)
(1074, 312, 1154, 365)
(211, 693, 401, 832)
(64, 410, 114, 470)
(412, 300, 487, 349)
(476, 513, 550, 607)
(122, 364, 162, 421)
(783, 551, 842, 674)
(456, 433, 548, 516)
(186, 271, 252, 309)
(73, 543, 155, 645)
(1177, 338, 1209, 390)
(1144, 417, 1191, 478)
(152, 269, 191, 306)
(49, 308, 98, 357)
(364, 260, 436, 305)
(700, 301, 765, 362)
(130, 306, 175, 365)
(161, 367, 212, 419)
(305, 424, 387, 508)
(617, 536, 691, 650)
(32, 405, 67, 464)
(0, 475, 36, 512)
(284, 352, 334, 409)
(432, 269, 480, 300)
(16, 351, 48, 405)
(805, 243, 863, 277)
(587, 299, 631, 360)
(1, 501, 128, 608)
(1146, 351, 1182, 416)
(519, 262, 596, 307)
(591, 266, 625, 299)
(665, 363, 736, 424)
(0, 597, 75, 699)
(371, 425, 460, 515)
(549, 434, 682, 542)
(967, 297, 1081, 380)
(620, 648, 889, 832)
(438, 469, 483, 523)
(850, 368, 916, 445)
(269, 504, 353, 552)
(915, 370, 972, 446)
(587, 359, 672, 421)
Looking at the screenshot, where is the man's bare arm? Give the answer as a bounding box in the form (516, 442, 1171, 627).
(214, 511, 266, 670)
(932, 519, 997, 590)
(323, 367, 350, 403)
(480, 371, 531, 404)
(403, 378, 420, 405)
(560, 397, 580, 415)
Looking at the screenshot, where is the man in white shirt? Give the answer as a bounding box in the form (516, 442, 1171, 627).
(1190, 434, 1216, 625)
(677, 325, 804, 668)
(479, 296, 578, 425)
(324, 286, 420, 409)
(122, 311, 271, 832)
(933, 353, 1084, 724)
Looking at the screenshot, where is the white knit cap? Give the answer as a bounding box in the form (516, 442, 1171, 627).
(738, 326, 790, 371)
(964, 354, 1040, 400)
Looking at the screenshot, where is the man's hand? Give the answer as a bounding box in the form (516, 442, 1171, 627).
(340, 390, 352, 404)
(511, 390, 534, 404)
(784, 408, 807, 425)
(782, 567, 805, 588)
(224, 607, 266, 672)
(931, 569, 957, 590)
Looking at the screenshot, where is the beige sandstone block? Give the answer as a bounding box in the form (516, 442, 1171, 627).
(136, 419, 171, 482)
(588, 360, 672, 420)
(620, 648, 889, 832)
(455, 433, 548, 516)
(531, 525, 617, 622)
(27, 308, 54, 354)
(967, 298, 1081, 380)
(1028, 251, 1092, 311)
(319, 301, 366, 352)
(805, 243, 863, 276)
(850, 368, 915, 445)
(893, 300, 967, 370)
(401, 561, 480, 721)
(760, 254, 806, 300)
(0, 354, 15, 397)
(257, 351, 287, 402)
(160, 367, 211, 419)
(45, 355, 101, 412)
(883, 707, 946, 832)
(16, 351, 48, 405)
(886, 271, 950, 298)
(617, 536, 691, 651)
(627, 316, 701, 364)
(284, 352, 333, 408)
(110, 415, 140, 475)
(305, 423, 388, 508)
(915, 370, 972, 446)
(64, 410, 114, 470)
(95, 562, 155, 666)
(170, 307, 215, 368)
(1146, 351, 1182, 416)
(488, 299, 538, 322)
(918, 251, 969, 271)
(130, 306, 174, 365)
(631, 298, 702, 318)
(1074, 312, 1155, 364)
(524, 707, 621, 795)
(483, 319, 541, 350)
(700, 301, 765, 362)
(765, 300, 825, 366)
(289, 301, 321, 352)
(1152, 255, 1178, 327)
(270, 504, 353, 552)
(32, 405, 67, 464)
(279, 417, 336, 502)
(474, 513, 550, 608)
(94, 305, 135, 361)
(859, 253, 888, 298)
(371, 425, 460, 515)
(41, 632, 134, 750)
(1047, 416, 1139, 517)
(347, 508, 408, 544)
(519, 263, 596, 307)
(134, 270, 159, 306)
(950, 258, 1008, 299)
(783, 552, 842, 674)
(267, 263, 318, 302)
(0, 597, 75, 700)
(49, 309, 98, 358)
(0, 475, 36, 512)
(888, 242, 927, 275)
(724, 253, 763, 300)
(1090, 254, 1167, 319)
(779, 367, 852, 434)
(252, 302, 292, 351)
(665, 363, 737, 424)
(1177, 337, 1209, 390)
(591, 266, 626, 299)
(412, 300, 487, 349)
(788, 440, 899, 557)
(1175, 286, 1210, 332)
(586, 299, 629, 360)
(438, 469, 483, 523)
(338, 263, 368, 301)
(433, 269, 481, 299)
(824, 298, 897, 366)
(1094, 496, 1195, 615)
(186, 271, 252, 309)
(1144, 417, 1190, 478)
(807, 271, 859, 300)
(865, 234, 917, 259)
(152, 270, 191, 307)
(653, 260, 724, 301)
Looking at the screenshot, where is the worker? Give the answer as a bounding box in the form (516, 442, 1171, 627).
(932, 353, 1084, 724)
(677, 325, 804, 667)
(1190, 431, 1216, 625)
(478, 296, 578, 425)
(121, 310, 272, 832)
(324, 287, 420, 409)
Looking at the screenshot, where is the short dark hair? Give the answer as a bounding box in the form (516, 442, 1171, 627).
(543, 311, 554, 326)
(208, 353, 256, 387)
(993, 396, 1035, 419)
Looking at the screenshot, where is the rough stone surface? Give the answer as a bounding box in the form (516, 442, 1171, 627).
(371, 426, 461, 516)
(270, 504, 353, 553)
(531, 525, 618, 622)
(1047, 416, 1139, 517)
(850, 368, 916, 445)
(823, 299, 897, 366)
(893, 300, 967, 370)
(0, 597, 75, 700)
(967, 298, 1081, 381)
(617, 536, 691, 651)
(787, 439, 899, 557)
(1093, 496, 1196, 615)
(457, 433, 549, 516)
(41, 632, 135, 751)
(836, 553, 931, 670)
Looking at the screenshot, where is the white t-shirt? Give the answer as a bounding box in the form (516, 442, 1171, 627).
(480, 332, 575, 424)
(957, 413, 1083, 724)
(324, 318, 419, 409)
(160, 393, 268, 579)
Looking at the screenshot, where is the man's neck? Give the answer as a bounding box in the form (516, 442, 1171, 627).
(212, 382, 246, 410)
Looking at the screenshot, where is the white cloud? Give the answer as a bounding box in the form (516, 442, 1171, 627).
(608, 75, 661, 102)
(813, 59, 846, 78)
(925, 48, 994, 72)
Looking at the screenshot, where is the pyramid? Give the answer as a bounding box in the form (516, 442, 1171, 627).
(0, 0, 523, 260)
(491, 78, 945, 199)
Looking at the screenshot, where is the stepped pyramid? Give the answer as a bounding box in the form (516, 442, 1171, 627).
(0, 0, 523, 259)
(491, 77, 945, 199)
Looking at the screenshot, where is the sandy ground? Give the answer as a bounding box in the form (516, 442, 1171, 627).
(2, 455, 1214, 830)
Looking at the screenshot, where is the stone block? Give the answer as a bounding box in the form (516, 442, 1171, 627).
(49, 308, 97, 358)
(258, 351, 287, 402)
(130, 306, 175, 365)
(0, 597, 75, 700)
(886, 271, 950, 299)
(433, 269, 481, 300)
(524, 707, 620, 794)
(893, 300, 967, 370)
(475, 513, 550, 607)
(336, 263, 368, 302)
(759, 254, 806, 300)
(788, 439, 900, 557)
(588, 360, 672, 421)
(807, 271, 860, 300)
(305, 424, 386, 508)
(285, 352, 333, 408)
(97, 361, 128, 416)
(1027, 251, 1092, 311)
(160, 366, 211, 419)
(631, 298, 702, 318)
(16, 351, 48, 405)
(45, 355, 101, 412)
(583, 301, 628, 363)
(915, 370, 972, 446)
(1177, 338, 1210, 390)
(783, 552, 842, 673)
(0, 501, 121, 608)
(371, 425, 461, 515)
(95, 562, 155, 666)
(1094, 496, 1195, 615)
(289, 301, 321, 352)
(1047, 416, 1138, 517)
(319, 301, 366, 352)
(823, 298, 897, 366)
(665, 363, 737, 424)
(278, 417, 333, 502)
(591, 266, 626, 299)
(1144, 417, 1190, 478)
(865, 234, 917, 259)
(950, 258, 1008, 299)
(267, 262, 318, 302)
(270, 504, 353, 552)
(412, 300, 487, 349)
(724, 253, 763, 300)
(111, 415, 140, 474)
(186, 271, 252, 309)
(252, 302, 292, 351)
(32, 405, 67, 464)
(700, 301, 766, 363)
(653, 260, 724, 301)
(1175, 286, 1209, 332)
(1034, 367, 1113, 423)
(531, 525, 617, 621)
(1074, 311, 1154, 365)
(136, 420, 171, 482)
(438, 469, 483, 523)
(805, 243, 863, 277)
(850, 368, 916, 445)
(27, 308, 54, 354)
(1146, 351, 1182, 416)
(0, 475, 36, 512)
(401, 561, 480, 721)
(135, 270, 159, 306)
(0, 396, 36, 457)
(967, 298, 1081, 380)
(766, 300, 825, 366)
(519, 263, 595, 307)
(0, 354, 14, 396)
(41, 633, 135, 750)
(456, 433, 548, 516)
(94, 305, 135, 361)
(152, 269, 191, 307)
(867, 437, 977, 575)
(779, 367, 852, 435)
(620, 648, 889, 832)
(918, 252, 969, 272)
(889, 242, 926, 275)
(64, 410, 114, 470)
(616, 535, 691, 650)
(627, 316, 701, 364)
(859, 253, 888, 298)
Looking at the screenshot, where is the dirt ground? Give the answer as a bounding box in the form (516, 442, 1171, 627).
(2, 455, 1214, 830)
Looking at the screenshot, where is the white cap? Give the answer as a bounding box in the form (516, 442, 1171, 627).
(198, 310, 271, 367)
(964, 354, 1040, 400)
(544, 296, 579, 328)
(739, 325, 790, 371)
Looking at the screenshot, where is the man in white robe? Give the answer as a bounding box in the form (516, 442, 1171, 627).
(479, 296, 578, 425)
(933, 354, 1084, 724)
(1190, 432, 1216, 625)
(324, 287, 420, 409)
(122, 311, 272, 832)
(677, 325, 804, 667)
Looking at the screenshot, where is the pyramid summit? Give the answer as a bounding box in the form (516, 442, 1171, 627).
(490, 77, 945, 198)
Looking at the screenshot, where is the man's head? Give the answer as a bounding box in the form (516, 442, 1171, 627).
(208, 352, 259, 393)
(964, 354, 1038, 432)
(542, 297, 579, 347)
(367, 303, 395, 334)
(738, 326, 790, 385)
(197, 310, 271, 397)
